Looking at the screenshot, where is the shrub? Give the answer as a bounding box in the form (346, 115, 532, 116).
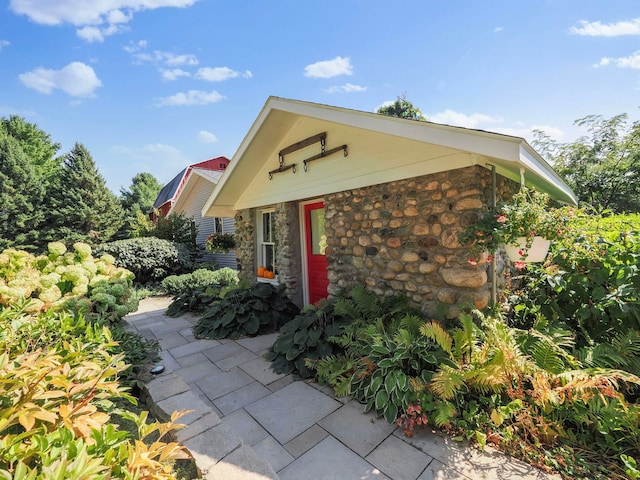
(507, 214, 640, 345)
(194, 283, 300, 339)
(0, 242, 138, 321)
(94, 237, 195, 285)
(161, 267, 239, 295)
(0, 307, 187, 479)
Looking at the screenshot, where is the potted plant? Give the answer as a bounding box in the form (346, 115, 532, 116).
(206, 232, 236, 253)
(458, 187, 567, 268)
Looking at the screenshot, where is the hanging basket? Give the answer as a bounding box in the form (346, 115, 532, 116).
(504, 236, 551, 263)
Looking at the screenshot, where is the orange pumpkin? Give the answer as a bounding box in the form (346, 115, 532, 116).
(257, 266, 265, 277)
(265, 270, 275, 279)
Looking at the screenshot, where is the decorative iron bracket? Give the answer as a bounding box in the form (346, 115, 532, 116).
(303, 144, 348, 172)
(268, 163, 296, 180)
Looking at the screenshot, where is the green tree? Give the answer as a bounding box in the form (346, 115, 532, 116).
(120, 172, 163, 214)
(0, 115, 62, 182)
(47, 143, 125, 245)
(0, 130, 45, 250)
(376, 93, 426, 121)
(118, 172, 163, 239)
(534, 114, 640, 213)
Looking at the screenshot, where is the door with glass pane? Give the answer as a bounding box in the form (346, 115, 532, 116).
(304, 201, 328, 304)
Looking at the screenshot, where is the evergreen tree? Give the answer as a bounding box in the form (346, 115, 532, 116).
(48, 143, 125, 245)
(0, 115, 61, 183)
(0, 130, 45, 250)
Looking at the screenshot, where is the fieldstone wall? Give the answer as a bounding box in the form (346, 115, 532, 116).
(234, 204, 303, 306)
(233, 165, 519, 316)
(234, 208, 255, 282)
(325, 165, 515, 318)
(274, 202, 303, 306)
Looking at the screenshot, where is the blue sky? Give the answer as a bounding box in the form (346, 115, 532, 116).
(1, 0, 639, 193)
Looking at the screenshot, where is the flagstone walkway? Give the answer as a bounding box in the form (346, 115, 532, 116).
(124, 296, 560, 480)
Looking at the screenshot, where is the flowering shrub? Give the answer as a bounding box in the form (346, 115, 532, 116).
(459, 187, 573, 264)
(205, 232, 236, 253)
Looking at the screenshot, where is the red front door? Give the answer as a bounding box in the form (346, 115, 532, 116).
(304, 201, 329, 304)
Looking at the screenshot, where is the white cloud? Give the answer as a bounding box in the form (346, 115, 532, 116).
(429, 109, 502, 129)
(123, 39, 147, 53)
(8, 0, 198, 33)
(326, 83, 367, 93)
(304, 56, 352, 78)
(594, 51, 640, 69)
(19, 61, 102, 97)
(198, 130, 218, 143)
(161, 68, 190, 81)
(570, 18, 640, 36)
(0, 40, 9, 51)
(194, 66, 252, 82)
(154, 89, 225, 106)
(494, 26, 503, 33)
(132, 50, 198, 66)
(10, 0, 196, 42)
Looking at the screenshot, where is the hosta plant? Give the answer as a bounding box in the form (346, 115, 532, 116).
(193, 282, 299, 339)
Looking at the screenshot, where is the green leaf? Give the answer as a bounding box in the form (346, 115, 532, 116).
(245, 316, 260, 335)
(383, 402, 398, 423)
(385, 373, 397, 394)
(375, 389, 389, 411)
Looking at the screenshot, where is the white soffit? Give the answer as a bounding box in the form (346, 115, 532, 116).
(202, 97, 577, 217)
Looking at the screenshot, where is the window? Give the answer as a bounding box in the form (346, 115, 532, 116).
(258, 209, 276, 272)
(214, 217, 223, 234)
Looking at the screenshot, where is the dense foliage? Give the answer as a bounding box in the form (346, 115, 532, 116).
(534, 114, 640, 213)
(376, 93, 426, 121)
(118, 172, 163, 239)
(133, 212, 198, 254)
(161, 267, 238, 295)
(0, 306, 187, 478)
(47, 143, 125, 245)
(507, 213, 640, 346)
(0, 239, 186, 478)
(0, 130, 46, 251)
(95, 237, 195, 285)
(0, 242, 138, 320)
(194, 283, 299, 339)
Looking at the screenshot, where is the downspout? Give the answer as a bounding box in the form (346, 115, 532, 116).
(490, 164, 497, 306)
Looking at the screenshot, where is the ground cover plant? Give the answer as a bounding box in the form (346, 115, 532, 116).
(194, 282, 300, 339)
(162, 267, 239, 295)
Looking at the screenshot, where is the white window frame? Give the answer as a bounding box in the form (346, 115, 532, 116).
(257, 208, 278, 284)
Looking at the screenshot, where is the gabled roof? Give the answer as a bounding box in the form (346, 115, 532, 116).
(153, 156, 229, 211)
(169, 167, 224, 215)
(153, 168, 186, 209)
(202, 97, 576, 218)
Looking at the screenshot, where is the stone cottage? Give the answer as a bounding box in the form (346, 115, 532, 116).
(202, 97, 576, 316)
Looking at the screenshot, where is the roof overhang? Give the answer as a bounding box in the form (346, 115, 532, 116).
(170, 168, 223, 215)
(202, 97, 577, 218)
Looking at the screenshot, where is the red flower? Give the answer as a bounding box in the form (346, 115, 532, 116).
(496, 214, 507, 223)
(468, 259, 478, 266)
(514, 261, 526, 270)
(486, 255, 493, 262)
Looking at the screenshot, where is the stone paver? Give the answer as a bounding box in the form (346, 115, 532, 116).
(319, 400, 396, 456)
(366, 435, 434, 480)
(239, 356, 286, 385)
(278, 436, 389, 480)
(197, 367, 255, 400)
(128, 297, 561, 480)
(245, 381, 341, 444)
(252, 435, 295, 472)
(213, 381, 272, 415)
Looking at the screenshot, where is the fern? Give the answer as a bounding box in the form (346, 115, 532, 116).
(420, 321, 453, 357)
(433, 400, 457, 428)
(431, 365, 466, 400)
